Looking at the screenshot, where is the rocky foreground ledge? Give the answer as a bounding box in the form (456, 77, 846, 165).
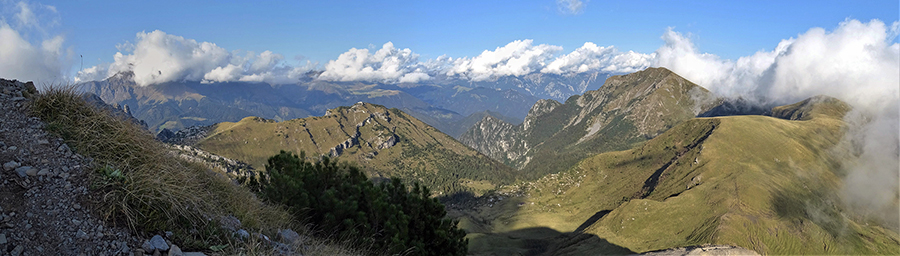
(638, 245, 760, 256)
(0, 79, 212, 256)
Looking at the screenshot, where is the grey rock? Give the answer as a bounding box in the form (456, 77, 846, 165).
(152, 249, 161, 256)
(149, 235, 169, 251)
(71, 219, 82, 226)
(168, 244, 184, 256)
(37, 169, 50, 176)
(235, 229, 250, 240)
(0, 233, 6, 244)
(141, 240, 153, 252)
(37, 139, 49, 145)
(15, 166, 33, 177)
(277, 229, 300, 244)
(183, 252, 208, 256)
(219, 215, 241, 232)
(6, 146, 16, 151)
(11, 244, 23, 256)
(3, 161, 19, 171)
(76, 229, 88, 240)
(25, 167, 38, 176)
(272, 242, 293, 255)
(134, 249, 146, 256)
(58, 144, 69, 152)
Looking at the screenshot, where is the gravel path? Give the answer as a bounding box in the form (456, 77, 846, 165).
(0, 79, 140, 255)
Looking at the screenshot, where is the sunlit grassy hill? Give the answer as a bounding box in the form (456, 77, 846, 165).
(195, 102, 516, 195)
(452, 96, 900, 255)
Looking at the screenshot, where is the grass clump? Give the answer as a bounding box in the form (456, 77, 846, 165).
(28, 85, 357, 254)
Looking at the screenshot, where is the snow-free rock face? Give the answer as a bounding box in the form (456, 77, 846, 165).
(459, 67, 716, 177)
(458, 115, 527, 166)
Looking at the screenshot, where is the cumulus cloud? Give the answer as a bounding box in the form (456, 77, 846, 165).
(0, 1, 70, 83)
(318, 42, 431, 83)
(557, 0, 587, 15)
(542, 42, 654, 74)
(446, 40, 563, 81)
(652, 19, 899, 228)
(318, 39, 654, 82)
(77, 30, 313, 85)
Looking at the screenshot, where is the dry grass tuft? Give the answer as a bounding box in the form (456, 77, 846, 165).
(28, 84, 359, 255)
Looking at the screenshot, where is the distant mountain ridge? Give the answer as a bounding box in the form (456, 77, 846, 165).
(77, 70, 614, 138)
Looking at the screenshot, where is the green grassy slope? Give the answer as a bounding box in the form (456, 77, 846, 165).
(196, 102, 516, 195)
(452, 96, 899, 255)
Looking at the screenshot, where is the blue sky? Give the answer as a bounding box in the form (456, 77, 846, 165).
(32, 0, 900, 69)
(0, 0, 897, 84)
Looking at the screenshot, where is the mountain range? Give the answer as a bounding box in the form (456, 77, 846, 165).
(77, 66, 899, 255)
(77, 71, 615, 138)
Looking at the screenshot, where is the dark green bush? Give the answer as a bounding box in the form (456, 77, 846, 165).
(244, 150, 467, 255)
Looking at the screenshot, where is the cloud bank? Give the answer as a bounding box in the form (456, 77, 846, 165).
(317, 42, 431, 83)
(653, 19, 899, 229)
(77, 30, 313, 86)
(314, 39, 652, 83)
(0, 1, 70, 83)
(542, 42, 653, 74)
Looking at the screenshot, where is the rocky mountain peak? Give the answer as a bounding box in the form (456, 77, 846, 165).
(524, 99, 562, 131)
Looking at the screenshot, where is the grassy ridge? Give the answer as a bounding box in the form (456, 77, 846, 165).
(196, 103, 517, 195)
(453, 97, 900, 255)
(29, 85, 360, 255)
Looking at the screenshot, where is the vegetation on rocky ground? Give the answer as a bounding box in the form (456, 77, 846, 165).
(29, 84, 361, 255)
(243, 150, 468, 256)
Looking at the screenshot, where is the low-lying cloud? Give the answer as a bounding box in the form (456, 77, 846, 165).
(445, 39, 563, 81)
(542, 42, 653, 74)
(0, 1, 71, 84)
(654, 19, 899, 229)
(77, 30, 313, 86)
(317, 42, 431, 83)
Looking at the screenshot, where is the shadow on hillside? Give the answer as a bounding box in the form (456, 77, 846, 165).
(441, 191, 633, 255)
(467, 227, 634, 256)
(574, 210, 612, 233)
(771, 185, 849, 239)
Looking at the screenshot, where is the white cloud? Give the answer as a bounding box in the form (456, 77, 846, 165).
(654, 20, 899, 111)
(446, 40, 563, 81)
(79, 30, 313, 85)
(15, 1, 37, 28)
(542, 42, 654, 74)
(0, 1, 68, 83)
(202, 64, 242, 83)
(318, 42, 431, 83)
(557, 0, 586, 15)
(651, 19, 899, 228)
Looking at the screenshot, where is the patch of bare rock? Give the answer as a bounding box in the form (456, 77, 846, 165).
(637, 245, 760, 256)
